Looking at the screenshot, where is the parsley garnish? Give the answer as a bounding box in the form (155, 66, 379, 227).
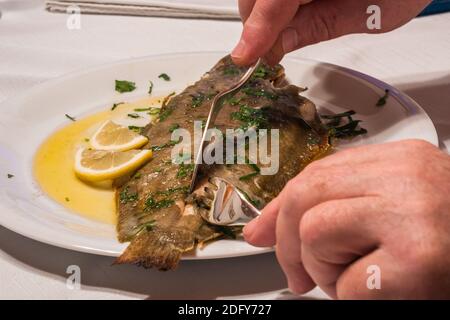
(128, 125, 143, 133)
(231, 104, 268, 130)
(144, 196, 174, 211)
(127, 113, 140, 119)
(7, 174, 14, 179)
(376, 89, 390, 107)
(65, 114, 76, 121)
(151, 139, 180, 152)
(176, 163, 194, 178)
(148, 81, 154, 95)
(169, 123, 180, 133)
(115, 80, 136, 93)
(119, 186, 138, 204)
(111, 102, 123, 111)
(158, 73, 171, 81)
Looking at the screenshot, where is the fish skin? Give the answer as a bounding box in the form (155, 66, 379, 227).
(115, 55, 330, 270)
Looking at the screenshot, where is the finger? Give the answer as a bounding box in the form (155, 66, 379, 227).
(266, 0, 369, 64)
(232, 0, 304, 65)
(238, 0, 256, 22)
(300, 197, 382, 297)
(336, 249, 395, 299)
(244, 194, 281, 247)
(274, 161, 392, 295)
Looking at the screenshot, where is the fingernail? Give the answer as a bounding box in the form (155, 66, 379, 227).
(282, 28, 299, 53)
(231, 39, 247, 59)
(243, 216, 259, 238)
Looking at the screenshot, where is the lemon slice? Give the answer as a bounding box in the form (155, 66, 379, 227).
(74, 148, 152, 182)
(90, 120, 148, 151)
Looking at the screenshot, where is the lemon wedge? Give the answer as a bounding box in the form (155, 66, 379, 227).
(74, 148, 152, 182)
(90, 120, 148, 151)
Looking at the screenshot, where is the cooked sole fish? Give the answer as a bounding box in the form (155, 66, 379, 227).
(115, 55, 331, 270)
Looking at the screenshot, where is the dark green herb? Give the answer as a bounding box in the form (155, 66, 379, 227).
(176, 163, 194, 178)
(226, 96, 242, 106)
(151, 139, 180, 152)
(119, 186, 138, 204)
(321, 110, 356, 120)
(128, 125, 143, 133)
(169, 123, 180, 133)
(231, 104, 268, 130)
(241, 86, 278, 100)
(158, 92, 176, 121)
(191, 94, 205, 108)
(134, 173, 142, 180)
(115, 80, 136, 93)
(144, 196, 174, 211)
(65, 114, 76, 121)
(156, 186, 189, 196)
(148, 108, 160, 115)
(223, 66, 240, 76)
(148, 81, 154, 95)
(7, 174, 14, 179)
(239, 172, 258, 181)
(158, 73, 171, 81)
(376, 89, 390, 107)
(252, 66, 270, 79)
(111, 102, 123, 111)
(134, 220, 156, 234)
(127, 113, 140, 119)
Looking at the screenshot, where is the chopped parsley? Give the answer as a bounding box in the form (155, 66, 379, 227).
(144, 195, 174, 211)
(133, 173, 142, 180)
(134, 220, 156, 234)
(176, 163, 194, 178)
(111, 102, 123, 111)
(127, 113, 140, 119)
(376, 89, 390, 107)
(191, 94, 205, 108)
(252, 66, 270, 79)
(65, 197, 70, 202)
(148, 81, 154, 95)
(7, 174, 14, 179)
(158, 92, 176, 121)
(223, 66, 240, 76)
(128, 125, 143, 133)
(156, 186, 189, 196)
(241, 86, 278, 100)
(115, 80, 136, 93)
(119, 186, 138, 204)
(84, 138, 90, 142)
(158, 73, 171, 81)
(65, 114, 76, 121)
(151, 139, 180, 152)
(169, 123, 180, 133)
(231, 104, 268, 130)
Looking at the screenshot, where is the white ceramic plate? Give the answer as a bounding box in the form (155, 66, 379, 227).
(0, 52, 438, 260)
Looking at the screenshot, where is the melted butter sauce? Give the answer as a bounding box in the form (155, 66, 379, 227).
(34, 97, 162, 224)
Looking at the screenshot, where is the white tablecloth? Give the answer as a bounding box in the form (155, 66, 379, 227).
(1, 0, 449, 300)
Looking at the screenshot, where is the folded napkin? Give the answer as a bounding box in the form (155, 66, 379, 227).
(46, 0, 240, 20)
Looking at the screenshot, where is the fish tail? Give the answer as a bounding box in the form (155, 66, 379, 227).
(115, 228, 195, 271)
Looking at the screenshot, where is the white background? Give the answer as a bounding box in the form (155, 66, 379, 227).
(0, 0, 449, 299)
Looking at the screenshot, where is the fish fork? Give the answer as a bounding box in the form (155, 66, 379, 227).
(200, 177, 261, 226)
(189, 58, 263, 193)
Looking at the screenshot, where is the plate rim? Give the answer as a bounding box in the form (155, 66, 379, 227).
(0, 51, 439, 260)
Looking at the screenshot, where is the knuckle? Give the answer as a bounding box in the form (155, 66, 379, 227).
(309, 8, 339, 41)
(299, 208, 326, 248)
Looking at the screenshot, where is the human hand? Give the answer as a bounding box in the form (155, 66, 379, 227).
(244, 140, 450, 299)
(232, 0, 432, 65)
